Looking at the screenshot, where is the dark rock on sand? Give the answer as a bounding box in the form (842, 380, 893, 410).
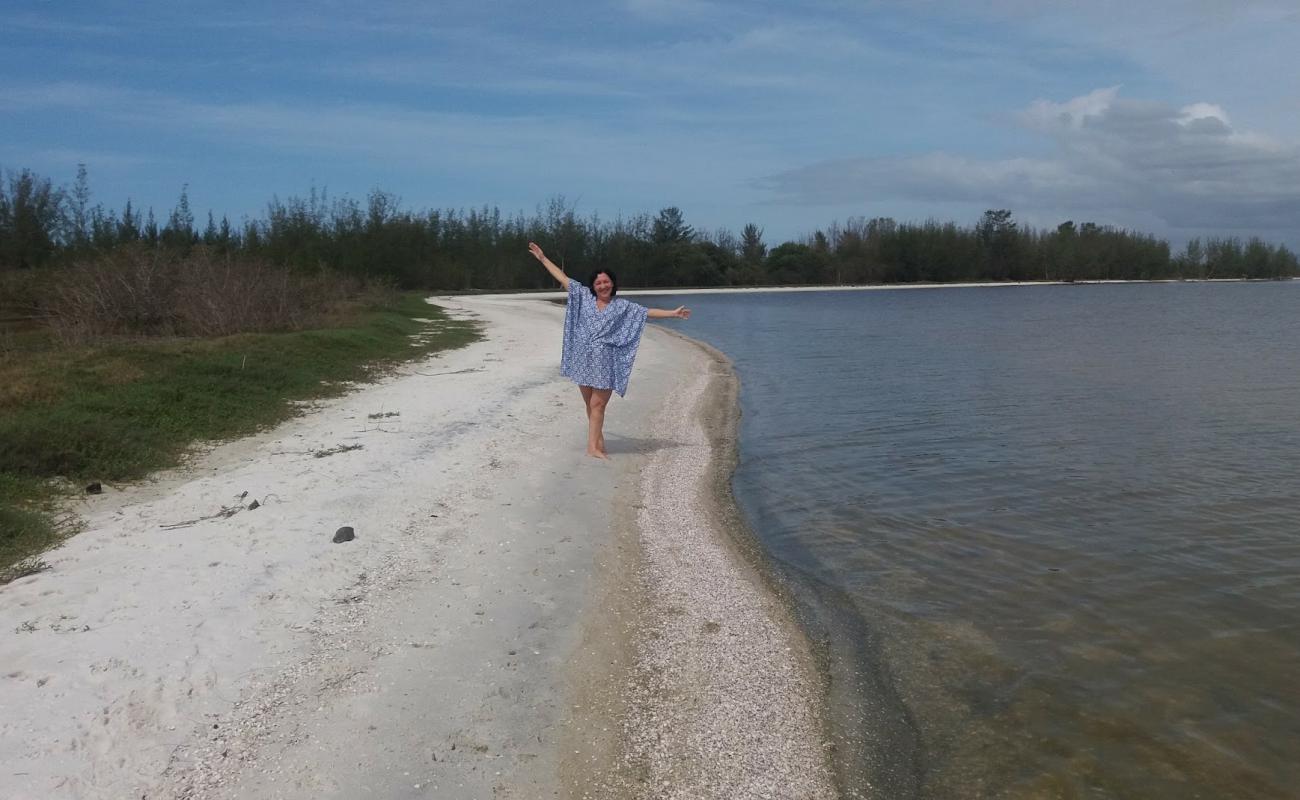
(332, 526, 356, 543)
(85, 482, 102, 495)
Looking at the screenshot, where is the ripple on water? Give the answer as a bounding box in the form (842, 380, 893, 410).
(644, 282, 1300, 798)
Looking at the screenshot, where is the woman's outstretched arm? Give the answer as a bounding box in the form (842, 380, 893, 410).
(528, 242, 570, 290)
(647, 306, 691, 320)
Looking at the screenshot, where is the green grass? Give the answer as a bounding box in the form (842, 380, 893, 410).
(0, 293, 479, 579)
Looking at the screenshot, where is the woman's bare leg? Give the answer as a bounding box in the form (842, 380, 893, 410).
(585, 387, 613, 458)
(579, 385, 594, 419)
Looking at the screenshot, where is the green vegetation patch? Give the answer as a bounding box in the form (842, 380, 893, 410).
(0, 293, 479, 578)
(0, 473, 57, 583)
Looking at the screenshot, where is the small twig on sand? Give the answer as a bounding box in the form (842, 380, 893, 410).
(160, 504, 245, 530)
(415, 367, 484, 377)
(312, 444, 364, 458)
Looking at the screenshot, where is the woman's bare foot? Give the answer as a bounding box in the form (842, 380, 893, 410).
(586, 448, 609, 460)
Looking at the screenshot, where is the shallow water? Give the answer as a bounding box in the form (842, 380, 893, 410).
(643, 282, 1300, 798)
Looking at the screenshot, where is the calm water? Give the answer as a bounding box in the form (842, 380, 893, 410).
(644, 282, 1300, 799)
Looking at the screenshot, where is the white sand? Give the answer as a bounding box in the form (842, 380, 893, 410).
(0, 294, 834, 799)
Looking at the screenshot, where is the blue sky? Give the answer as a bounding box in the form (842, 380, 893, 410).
(3, 0, 1299, 247)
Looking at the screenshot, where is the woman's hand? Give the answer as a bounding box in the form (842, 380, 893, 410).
(673, 306, 691, 319)
(529, 241, 570, 289)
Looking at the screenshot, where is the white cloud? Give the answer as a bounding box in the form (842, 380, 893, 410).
(5, 147, 159, 171)
(1022, 86, 1120, 131)
(1178, 103, 1229, 127)
(761, 88, 1300, 240)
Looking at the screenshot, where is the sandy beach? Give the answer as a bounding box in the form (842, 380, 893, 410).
(0, 293, 834, 799)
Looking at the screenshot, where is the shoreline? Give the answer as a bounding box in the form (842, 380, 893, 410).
(631, 331, 887, 799)
(461, 275, 1296, 301)
(622, 276, 1297, 294)
(597, 330, 837, 798)
(558, 326, 843, 798)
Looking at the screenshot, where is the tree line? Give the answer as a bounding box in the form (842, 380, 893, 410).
(2, 166, 1296, 290)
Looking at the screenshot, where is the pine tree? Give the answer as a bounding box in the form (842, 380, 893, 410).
(0, 169, 64, 269)
(651, 207, 694, 244)
(203, 211, 219, 245)
(119, 200, 141, 244)
(740, 223, 766, 265)
(71, 163, 91, 249)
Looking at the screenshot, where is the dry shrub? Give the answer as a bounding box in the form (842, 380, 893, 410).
(48, 246, 177, 341)
(45, 246, 383, 343)
(173, 249, 334, 337)
(0, 268, 58, 319)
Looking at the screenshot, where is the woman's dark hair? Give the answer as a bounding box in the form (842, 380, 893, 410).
(586, 269, 618, 298)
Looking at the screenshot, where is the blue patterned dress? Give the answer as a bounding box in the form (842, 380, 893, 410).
(560, 279, 649, 396)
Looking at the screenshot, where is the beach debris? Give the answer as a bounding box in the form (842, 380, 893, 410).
(415, 366, 484, 377)
(1, 557, 51, 585)
(85, 482, 102, 494)
(248, 500, 261, 510)
(236, 490, 248, 502)
(313, 443, 364, 458)
(367, 411, 401, 420)
(332, 526, 356, 543)
(160, 504, 245, 530)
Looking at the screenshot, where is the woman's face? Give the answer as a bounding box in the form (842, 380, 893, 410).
(593, 272, 614, 301)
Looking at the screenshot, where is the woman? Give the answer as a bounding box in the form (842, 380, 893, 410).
(528, 242, 691, 459)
